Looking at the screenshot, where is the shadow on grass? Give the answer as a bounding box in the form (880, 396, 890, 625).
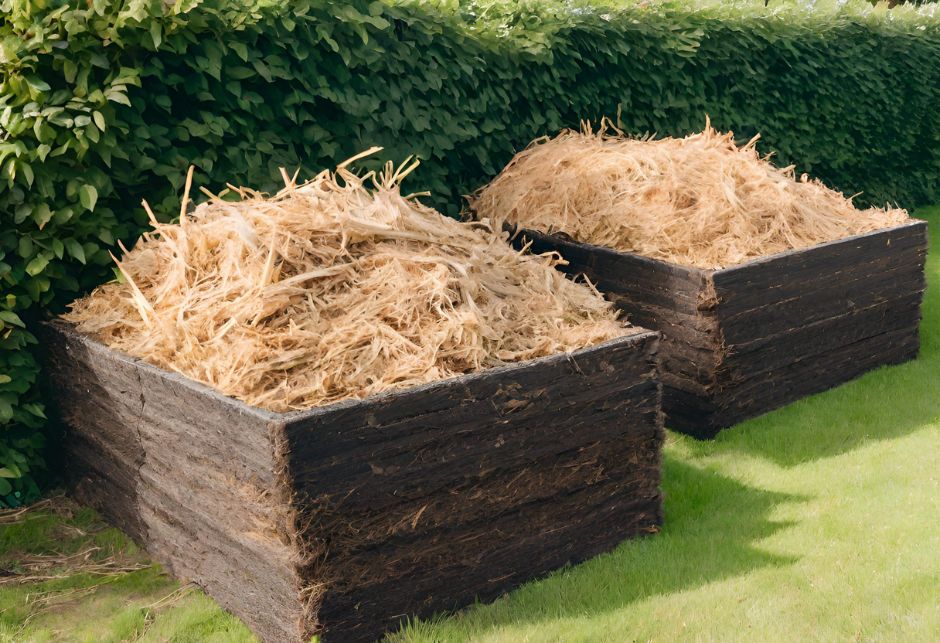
(691, 209, 939, 468)
(395, 458, 803, 641)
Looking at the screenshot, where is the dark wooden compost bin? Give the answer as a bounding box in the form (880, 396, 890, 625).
(40, 320, 663, 642)
(515, 220, 927, 438)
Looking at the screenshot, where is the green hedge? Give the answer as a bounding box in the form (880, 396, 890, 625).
(2, 0, 939, 502)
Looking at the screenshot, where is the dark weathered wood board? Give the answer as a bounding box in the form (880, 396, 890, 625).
(517, 220, 928, 438)
(40, 321, 663, 642)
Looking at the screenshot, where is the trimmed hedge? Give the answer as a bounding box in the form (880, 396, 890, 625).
(2, 0, 939, 502)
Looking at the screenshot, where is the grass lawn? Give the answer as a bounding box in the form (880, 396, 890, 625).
(2, 207, 939, 642)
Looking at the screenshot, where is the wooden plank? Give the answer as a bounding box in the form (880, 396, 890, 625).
(318, 490, 662, 641)
(719, 293, 923, 372)
(715, 251, 926, 343)
(718, 268, 925, 345)
(282, 332, 657, 434)
(664, 322, 920, 436)
(514, 227, 706, 292)
(513, 229, 708, 318)
(136, 484, 303, 638)
(712, 221, 926, 291)
(284, 382, 660, 534)
(713, 238, 926, 317)
(38, 322, 149, 540)
(606, 294, 717, 347)
(39, 320, 306, 643)
(712, 324, 919, 427)
(284, 379, 659, 517)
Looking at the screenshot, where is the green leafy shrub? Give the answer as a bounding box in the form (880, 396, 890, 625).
(1, 0, 938, 502)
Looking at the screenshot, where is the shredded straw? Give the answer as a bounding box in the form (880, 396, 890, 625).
(64, 152, 630, 412)
(471, 120, 910, 268)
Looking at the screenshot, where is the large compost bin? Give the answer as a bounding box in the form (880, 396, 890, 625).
(512, 222, 926, 437)
(41, 321, 662, 641)
(43, 158, 665, 641)
(474, 124, 928, 436)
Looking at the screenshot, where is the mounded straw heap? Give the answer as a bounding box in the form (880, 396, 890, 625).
(472, 121, 909, 268)
(64, 152, 630, 412)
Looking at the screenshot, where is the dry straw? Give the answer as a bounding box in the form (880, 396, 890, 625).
(471, 120, 910, 268)
(64, 151, 630, 412)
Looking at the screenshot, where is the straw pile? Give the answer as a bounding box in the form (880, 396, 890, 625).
(471, 121, 910, 268)
(64, 154, 630, 412)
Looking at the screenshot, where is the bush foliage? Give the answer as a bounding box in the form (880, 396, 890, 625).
(1, 0, 938, 501)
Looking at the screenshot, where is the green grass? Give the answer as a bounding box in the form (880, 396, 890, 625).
(3, 208, 940, 642)
(0, 499, 253, 642)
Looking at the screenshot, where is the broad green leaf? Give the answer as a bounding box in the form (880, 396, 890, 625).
(150, 22, 162, 49)
(25, 77, 51, 93)
(107, 92, 132, 107)
(21, 404, 46, 419)
(79, 185, 98, 211)
(32, 204, 53, 229)
(20, 162, 33, 187)
(0, 312, 25, 328)
(25, 254, 49, 276)
(65, 238, 86, 264)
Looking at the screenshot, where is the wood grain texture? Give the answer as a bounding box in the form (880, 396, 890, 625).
(281, 333, 663, 640)
(514, 221, 928, 437)
(40, 321, 664, 642)
(40, 320, 304, 639)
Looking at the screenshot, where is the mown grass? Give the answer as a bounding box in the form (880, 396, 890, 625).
(0, 498, 253, 642)
(2, 208, 939, 642)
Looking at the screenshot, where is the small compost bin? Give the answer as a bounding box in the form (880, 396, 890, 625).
(41, 321, 662, 642)
(513, 222, 927, 437)
(473, 123, 929, 437)
(42, 158, 665, 641)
